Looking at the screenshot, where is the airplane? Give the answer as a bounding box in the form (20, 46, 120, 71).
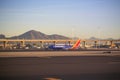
(48, 39, 81, 50)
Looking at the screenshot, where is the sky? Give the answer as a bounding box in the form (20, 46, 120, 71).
(0, 0, 120, 39)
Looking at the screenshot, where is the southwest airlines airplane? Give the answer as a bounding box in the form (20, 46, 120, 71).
(48, 39, 81, 50)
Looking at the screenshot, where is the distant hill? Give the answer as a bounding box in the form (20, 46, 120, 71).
(0, 30, 118, 40)
(106, 38, 114, 40)
(88, 37, 100, 40)
(48, 34, 70, 39)
(10, 30, 70, 39)
(88, 37, 114, 40)
(0, 34, 5, 39)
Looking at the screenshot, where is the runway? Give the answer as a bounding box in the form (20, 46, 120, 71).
(0, 51, 120, 80)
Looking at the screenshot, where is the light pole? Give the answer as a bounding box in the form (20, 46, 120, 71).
(98, 27, 101, 49)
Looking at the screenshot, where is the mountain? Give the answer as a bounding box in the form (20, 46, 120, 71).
(88, 37, 115, 40)
(11, 30, 48, 39)
(48, 34, 70, 39)
(0, 34, 5, 39)
(0, 30, 118, 40)
(88, 37, 100, 40)
(10, 30, 70, 39)
(106, 38, 114, 40)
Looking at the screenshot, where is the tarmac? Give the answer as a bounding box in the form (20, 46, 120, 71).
(0, 51, 120, 80)
(0, 50, 120, 57)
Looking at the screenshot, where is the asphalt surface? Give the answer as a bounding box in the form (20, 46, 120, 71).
(0, 55, 120, 80)
(0, 48, 120, 52)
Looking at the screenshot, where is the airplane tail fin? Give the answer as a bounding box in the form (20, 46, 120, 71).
(71, 39, 80, 49)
